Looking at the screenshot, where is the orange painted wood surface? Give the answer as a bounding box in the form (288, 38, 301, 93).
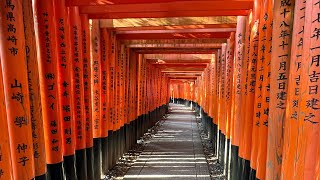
(256, 0, 273, 179)
(22, 0, 46, 176)
(266, 0, 295, 179)
(225, 33, 235, 139)
(239, 11, 252, 159)
(280, 0, 305, 179)
(80, 14, 93, 148)
(0, 57, 13, 180)
(54, 0, 75, 156)
(297, 0, 320, 179)
(100, 28, 110, 137)
(0, 0, 36, 177)
(68, 6, 86, 150)
(34, 0, 64, 165)
(232, 16, 246, 147)
(91, 20, 101, 138)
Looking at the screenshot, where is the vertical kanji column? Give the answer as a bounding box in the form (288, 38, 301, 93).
(100, 28, 109, 174)
(119, 44, 126, 156)
(256, 0, 273, 179)
(81, 14, 94, 180)
(241, 1, 260, 177)
(266, 0, 295, 179)
(0, 0, 35, 179)
(238, 9, 253, 178)
(0, 1, 35, 179)
(250, 0, 265, 175)
(298, 0, 320, 179)
(226, 34, 235, 140)
(218, 45, 226, 166)
(33, 0, 64, 178)
(216, 49, 221, 132)
(90, 19, 101, 180)
(68, 6, 87, 179)
(22, 0, 46, 178)
(230, 15, 246, 180)
(109, 30, 117, 167)
(53, 1, 77, 179)
(225, 33, 235, 179)
(280, 0, 305, 179)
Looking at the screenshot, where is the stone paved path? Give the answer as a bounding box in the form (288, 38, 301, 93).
(124, 103, 210, 180)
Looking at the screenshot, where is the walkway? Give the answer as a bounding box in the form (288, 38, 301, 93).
(124, 103, 210, 179)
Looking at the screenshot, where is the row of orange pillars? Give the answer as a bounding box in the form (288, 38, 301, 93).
(1, 0, 320, 180)
(0, 0, 170, 180)
(170, 0, 320, 180)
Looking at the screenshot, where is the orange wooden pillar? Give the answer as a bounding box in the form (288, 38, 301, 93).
(115, 43, 120, 132)
(119, 44, 126, 156)
(209, 54, 218, 157)
(218, 44, 227, 166)
(239, 1, 260, 177)
(250, 0, 266, 175)
(137, 54, 143, 140)
(220, 44, 227, 137)
(114, 41, 121, 160)
(100, 28, 109, 174)
(80, 14, 94, 180)
(280, 1, 305, 179)
(225, 34, 235, 179)
(255, 0, 273, 179)
(33, 0, 64, 178)
(53, 1, 77, 179)
(239, 11, 252, 163)
(297, 1, 320, 179)
(109, 30, 118, 166)
(68, 6, 87, 179)
(90, 19, 102, 180)
(281, 1, 309, 179)
(230, 15, 247, 180)
(266, 0, 295, 179)
(226, 33, 235, 140)
(22, 0, 46, 178)
(216, 50, 221, 130)
(313, 0, 320, 176)
(0, 1, 35, 179)
(0, 57, 13, 180)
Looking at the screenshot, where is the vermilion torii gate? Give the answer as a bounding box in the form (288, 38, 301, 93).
(1, 0, 320, 180)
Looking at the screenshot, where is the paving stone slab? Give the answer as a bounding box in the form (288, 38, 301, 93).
(124, 104, 210, 180)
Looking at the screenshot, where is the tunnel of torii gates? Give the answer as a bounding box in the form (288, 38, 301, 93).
(0, 0, 319, 180)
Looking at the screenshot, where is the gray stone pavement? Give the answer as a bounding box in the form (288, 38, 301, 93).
(124, 103, 210, 180)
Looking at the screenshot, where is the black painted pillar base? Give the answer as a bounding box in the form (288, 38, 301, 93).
(86, 147, 94, 180)
(249, 168, 257, 180)
(93, 138, 101, 180)
(35, 174, 47, 180)
(76, 148, 87, 180)
(101, 136, 109, 174)
(239, 158, 250, 180)
(230, 145, 239, 180)
(63, 154, 77, 180)
(107, 131, 113, 170)
(120, 126, 125, 156)
(225, 139, 230, 179)
(131, 121, 136, 148)
(117, 128, 121, 161)
(137, 115, 142, 138)
(125, 124, 130, 153)
(212, 124, 218, 156)
(47, 162, 64, 180)
(218, 131, 225, 167)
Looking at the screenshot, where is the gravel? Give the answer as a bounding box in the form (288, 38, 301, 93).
(196, 116, 226, 180)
